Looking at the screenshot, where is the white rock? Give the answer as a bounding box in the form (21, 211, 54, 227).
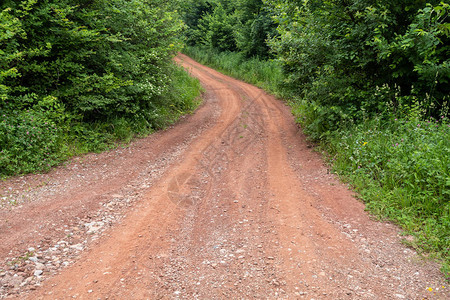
(70, 244, 84, 251)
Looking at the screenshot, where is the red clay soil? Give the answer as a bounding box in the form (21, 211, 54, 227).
(0, 54, 448, 299)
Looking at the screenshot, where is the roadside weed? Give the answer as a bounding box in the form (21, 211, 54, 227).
(327, 116, 449, 276)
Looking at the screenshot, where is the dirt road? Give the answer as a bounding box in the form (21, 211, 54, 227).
(0, 54, 448, 299)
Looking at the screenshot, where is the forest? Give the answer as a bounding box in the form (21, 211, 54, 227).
(1, 0, 449, 275)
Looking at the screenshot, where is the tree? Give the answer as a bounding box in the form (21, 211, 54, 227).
(180, 0, 277, 58)
(234, 0, 277, 58)
(198, 2, 237, 51)
(268, 0, 449, 137)
(0, 0, 184, 121)
(0, 0, 186, 175)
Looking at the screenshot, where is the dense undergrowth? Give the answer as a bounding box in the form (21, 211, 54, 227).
(0, 0, 202, 177)
(326, 116, 450, 275)
(0, 65, 202, 177)
(184, 45, 450, 277)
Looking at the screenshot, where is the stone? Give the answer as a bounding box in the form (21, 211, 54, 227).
(34, 270, 43, 276)
(70, 244, 84, 251)
(8, 275, 24, 288)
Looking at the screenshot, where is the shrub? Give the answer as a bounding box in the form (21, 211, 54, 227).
(0, 0, 202, 177)
(0, 108, 63, 176)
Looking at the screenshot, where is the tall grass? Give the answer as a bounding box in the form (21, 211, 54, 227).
(183, 46, 284, 96)
(183, 47, 450, 277)
(326, 116, 450, 275)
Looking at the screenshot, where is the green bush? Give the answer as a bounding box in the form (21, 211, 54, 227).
(0, 108, 63, 176)
(268, 0, 449, 138)
(1, 0, 184, 121)
(0, 0, 202, 177)
(180, 0, 277, 58)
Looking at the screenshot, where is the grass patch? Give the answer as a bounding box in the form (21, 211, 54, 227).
(324, 115, 450, 277)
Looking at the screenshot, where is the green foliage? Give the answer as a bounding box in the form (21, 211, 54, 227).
(1, 0, 184, 119)
(199, 3, 237, 51)
(180, 0, 277, 58)
(268, 0, 449, 138)
(0, 107, 63, 176)
(179, 0, 213, 46)
(0, 64, 202, 177)
(233, 0, 277, 58)
(0, 6, 23, 101)
(0, 0, 202, 177)
(326, 115, 450, 275)
(370, 2, 450, 116)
